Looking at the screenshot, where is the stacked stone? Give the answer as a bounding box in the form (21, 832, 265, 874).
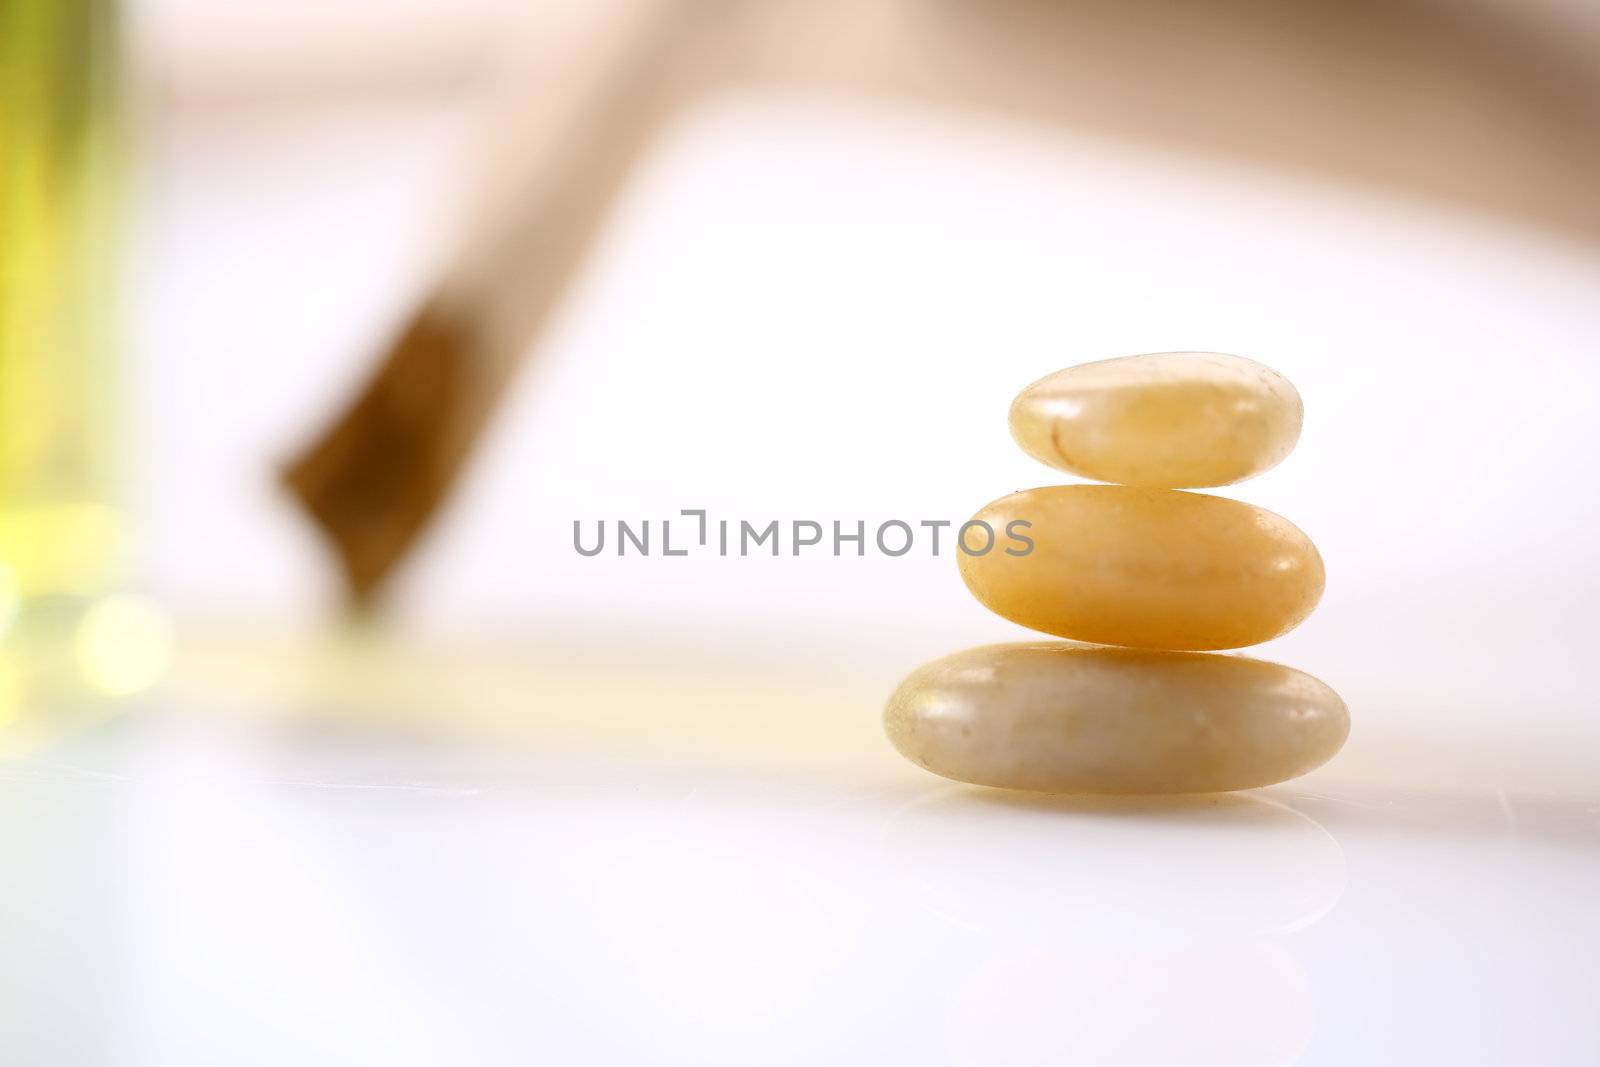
(885, 353, 1348, 794)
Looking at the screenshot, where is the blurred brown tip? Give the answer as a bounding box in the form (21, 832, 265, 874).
(279, 303, 480, 606)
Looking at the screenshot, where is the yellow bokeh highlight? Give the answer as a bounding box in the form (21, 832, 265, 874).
(73, 593, 173, 697)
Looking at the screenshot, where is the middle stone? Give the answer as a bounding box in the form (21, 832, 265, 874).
(959, 484, 1324, 650)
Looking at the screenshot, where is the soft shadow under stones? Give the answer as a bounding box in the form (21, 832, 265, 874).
(882, 784, 1347, 945)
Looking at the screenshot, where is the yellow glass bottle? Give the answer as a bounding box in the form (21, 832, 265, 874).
(1, 0, 130, 733)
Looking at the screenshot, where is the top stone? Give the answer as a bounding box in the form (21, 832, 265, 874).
(1009, 352, 1303, 488)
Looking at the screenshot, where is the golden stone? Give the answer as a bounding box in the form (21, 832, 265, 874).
(1009, 352, 1303, 488)
(959, 484, 1323, 650)
(884, 642, 1349, 794)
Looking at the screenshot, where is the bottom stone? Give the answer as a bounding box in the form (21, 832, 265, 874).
(884, 643, 1348, 794)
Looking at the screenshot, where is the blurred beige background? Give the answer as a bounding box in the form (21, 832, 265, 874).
(122, 0, 1600, 710)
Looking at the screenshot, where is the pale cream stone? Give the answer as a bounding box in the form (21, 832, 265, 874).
(884, 643, 1349, 793)
(1010, 352, 1303, 488)
(959, 484, 1324, 651)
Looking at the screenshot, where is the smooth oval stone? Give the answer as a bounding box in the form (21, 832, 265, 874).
(959, 484, 1323, 650)
(1009, 352, 1303, 488)
(885, 643, 1349, 794)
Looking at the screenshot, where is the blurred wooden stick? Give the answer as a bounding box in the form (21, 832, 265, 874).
(284, 0, 1600, 603)
(281, 0, 723, 601)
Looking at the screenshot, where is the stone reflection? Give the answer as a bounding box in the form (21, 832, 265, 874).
(882, 786, 1339, 1065)
(884, 785, 1347, 943)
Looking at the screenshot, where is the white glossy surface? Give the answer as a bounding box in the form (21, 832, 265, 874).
(2, 662, 1595, 1066)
